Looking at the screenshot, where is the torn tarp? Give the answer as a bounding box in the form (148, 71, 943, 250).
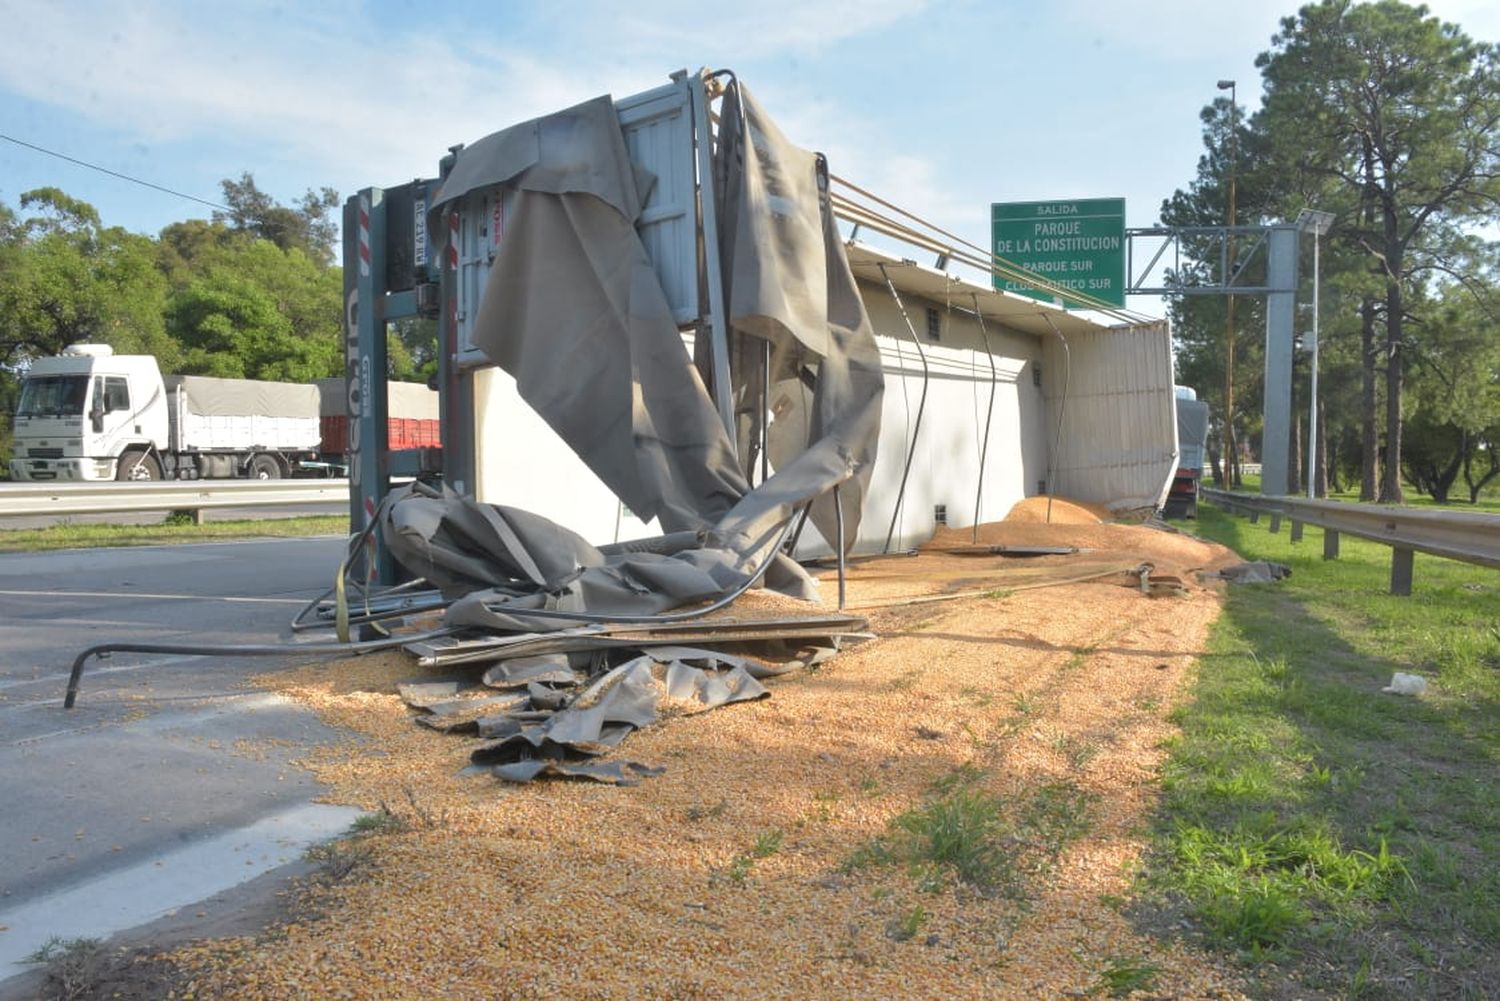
(427, 95, 746, 534)
(712, 82, 884, 554)
(392, 76, 885, 783)
(423, 78, 882, 589)
(404, 652, 769, 784)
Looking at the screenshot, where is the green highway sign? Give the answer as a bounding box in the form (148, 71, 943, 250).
(990, 198, 1126, 308)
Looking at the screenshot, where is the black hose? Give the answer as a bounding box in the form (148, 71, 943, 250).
(971, 293, 999, 543)
(1040, 314, 1072, 525)
(878, 264, 930, 554)
(63, 627, 457, 709)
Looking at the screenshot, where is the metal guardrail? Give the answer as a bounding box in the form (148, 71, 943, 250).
(1202, 487, 1500, 595)
(0, 479, 352, 517)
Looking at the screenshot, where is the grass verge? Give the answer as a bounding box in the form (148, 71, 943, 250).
(1142, 503, 1500, 999)
(0, 515, 347, 552)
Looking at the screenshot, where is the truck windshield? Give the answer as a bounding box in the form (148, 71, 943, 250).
(16, 375, 90, 417)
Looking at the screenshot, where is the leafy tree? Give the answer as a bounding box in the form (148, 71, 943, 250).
(1255, 0, 1500, 501)
(1402, 272, 1500, 500)
(164, 239, 341, 382)
(0, 189, 173, 367)
(214, 172, 339, 265)
(389, 318, 438, 384)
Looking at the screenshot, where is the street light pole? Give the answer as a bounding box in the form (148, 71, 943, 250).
(1297, 209, 1336, 499)
(1217, 79, 1238, 487)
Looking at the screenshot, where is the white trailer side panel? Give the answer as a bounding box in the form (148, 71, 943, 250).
(798, 283, 1047, 554)
(1041, 320, 1177, 513)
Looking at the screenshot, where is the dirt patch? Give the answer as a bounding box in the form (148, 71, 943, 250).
(152, 517, 1248, 999)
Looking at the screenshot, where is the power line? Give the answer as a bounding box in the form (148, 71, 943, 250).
(0, 132, 230, 212)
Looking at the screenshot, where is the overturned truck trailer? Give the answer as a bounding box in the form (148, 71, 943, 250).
(342, 68, 1178, 589)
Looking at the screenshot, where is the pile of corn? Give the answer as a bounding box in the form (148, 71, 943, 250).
(171, 522, 1248, 999)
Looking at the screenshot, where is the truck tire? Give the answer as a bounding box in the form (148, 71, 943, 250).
(249, 454, 283, 480)
(115, 450, 162, 481)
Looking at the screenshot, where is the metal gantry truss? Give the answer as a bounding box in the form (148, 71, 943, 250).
(1125, 224, 1298, 297)
(1124, 223, 1302, 497)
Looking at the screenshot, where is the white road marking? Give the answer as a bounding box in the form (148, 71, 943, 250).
(0, 802, 363, 976)
(0, 589, 310, 604)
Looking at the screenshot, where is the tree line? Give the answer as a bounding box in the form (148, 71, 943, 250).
(0, 175, 436, 466)
(1163, 0, 1499, 504)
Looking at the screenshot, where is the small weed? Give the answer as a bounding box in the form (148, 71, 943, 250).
(725, 855, 754, 886)
(1012, 694, 1037, 716)
(751, 829, 784, 858)
(986, 588, 1013, 600)
(858, 775, 881, 796)
(891, 786, 1012, 891)
(304, 839, 375, 882)
(350, 809, 400, 835)
(1022, 781, 1094, 851)
(844, 769, 1093, 901)
(686, 799, 729, 822)
(25, 937, 99, 966)
(1093, 954, 1161, 997)
(957, 685, 995, 708)
(885, 904, 929, 942)
(931, 762, 986, 794)
(25, 937, 104, 1001)
(886, 669, 923, 691)
(722, 829, 783, 886)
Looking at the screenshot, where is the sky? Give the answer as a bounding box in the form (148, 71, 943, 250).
(2, 0, 1497, 311)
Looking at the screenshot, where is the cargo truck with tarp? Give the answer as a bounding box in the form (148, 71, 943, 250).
(9, 344, 321, 481)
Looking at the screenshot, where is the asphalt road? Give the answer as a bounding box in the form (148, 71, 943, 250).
(0, 535, 364, 987)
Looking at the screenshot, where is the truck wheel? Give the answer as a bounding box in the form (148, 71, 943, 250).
(249, 455, 283, 480)
(115, 450, 162, 481)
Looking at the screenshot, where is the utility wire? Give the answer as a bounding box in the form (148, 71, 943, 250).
(0, 132, 230, 212)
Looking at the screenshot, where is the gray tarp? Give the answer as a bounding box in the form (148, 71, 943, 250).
(712, 83, 884, 553)
(428, 95, 746, 534)
(402, 652, 768, 785)
(384, 482, 751, 632)
(164, 375, 319, 419)
(406, 81, 884, 619)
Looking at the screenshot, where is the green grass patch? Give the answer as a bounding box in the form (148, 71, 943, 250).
(722, 828, 784, 886)
(0, 515, 348, 552)
(1092, 954, 1162, 997)
(844, 766, 1091, 899)
(1144, 503, 1500, 996)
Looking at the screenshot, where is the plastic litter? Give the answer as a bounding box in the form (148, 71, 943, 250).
(1381, 672, 1428, 696)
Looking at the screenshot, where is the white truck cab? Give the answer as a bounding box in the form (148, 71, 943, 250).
(10, 344, 322, 481)
(10, 344, 168, 481)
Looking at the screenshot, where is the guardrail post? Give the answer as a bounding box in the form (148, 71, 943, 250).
(1269, 514, 1282, 533)
(1390, 547, 1414, 596)
(1249, 510, 1260, 524)
(1323, 529, 1339, 560)
(1290, 520, 1303, 542)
